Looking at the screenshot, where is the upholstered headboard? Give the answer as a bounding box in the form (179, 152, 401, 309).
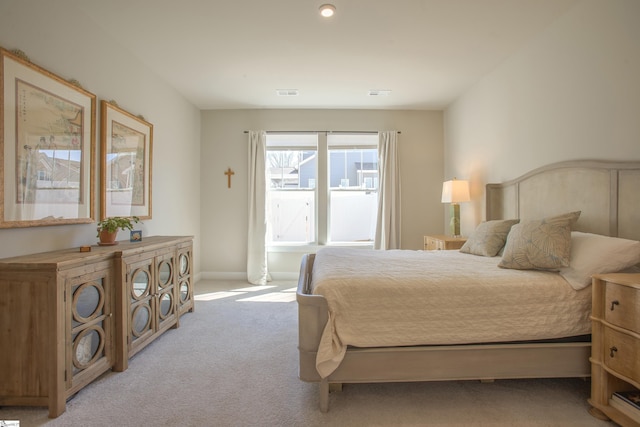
(486, 160, 640, 241)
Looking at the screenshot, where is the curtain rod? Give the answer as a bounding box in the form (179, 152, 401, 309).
(243, 130, 400, 134)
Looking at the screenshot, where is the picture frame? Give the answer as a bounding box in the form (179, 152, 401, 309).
(0, 47, 96, 228)
(100, 100, 152, 220)
(130, 230, 142, 242)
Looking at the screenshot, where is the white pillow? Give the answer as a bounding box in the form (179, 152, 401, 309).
(559, 232, 640, 290)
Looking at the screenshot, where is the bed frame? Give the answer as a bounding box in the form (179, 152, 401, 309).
(296, 159, 640, 412)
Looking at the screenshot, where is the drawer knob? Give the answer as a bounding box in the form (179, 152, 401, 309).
(610, 300, 620, 311)
(610, 346, 618, 358)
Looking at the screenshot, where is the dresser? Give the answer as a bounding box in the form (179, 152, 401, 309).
(589, 273, 640, 427)
(0, 236, 194, 418)
(114, 236, 194, 371)
(423, 234, 467, 251)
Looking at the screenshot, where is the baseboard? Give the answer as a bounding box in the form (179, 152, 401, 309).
(198, 271, 299, 281)
(199, 272, 246, 280)
(193, 272, 203, 283)
(269, 272, 299, 281)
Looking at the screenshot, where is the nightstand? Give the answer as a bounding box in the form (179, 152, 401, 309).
(423, 235, 467, 251)
(588, 273, 640, 427)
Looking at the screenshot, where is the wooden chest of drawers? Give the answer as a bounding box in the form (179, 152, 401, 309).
(589, 273, 640, 427)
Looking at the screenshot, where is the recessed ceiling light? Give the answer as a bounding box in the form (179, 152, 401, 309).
(368, 90, 391, 96)
(276, 89, 299, 96)
(319, 4, 336, 18)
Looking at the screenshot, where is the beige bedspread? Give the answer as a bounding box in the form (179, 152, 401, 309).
(310, 248, 592, 378)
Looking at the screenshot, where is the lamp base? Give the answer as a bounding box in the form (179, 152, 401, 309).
(449, 203, 461, 237)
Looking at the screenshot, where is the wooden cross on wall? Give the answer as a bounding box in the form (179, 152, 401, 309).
(224, 167, 235, 188)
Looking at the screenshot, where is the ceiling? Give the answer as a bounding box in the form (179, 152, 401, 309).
(76, 0, 578, 110)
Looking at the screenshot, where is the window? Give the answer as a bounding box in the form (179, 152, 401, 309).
(327, 134, 378, 243)
(266, 134, 317, 244)
(266, 133, 378, 246)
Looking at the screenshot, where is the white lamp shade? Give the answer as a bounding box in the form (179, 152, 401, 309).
(441, 179, 470, 203)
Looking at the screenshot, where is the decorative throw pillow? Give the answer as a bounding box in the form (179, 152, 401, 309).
(545, 211, 581, 228)
(498, 215, 574, 270)
(459, 219, 520, 257)
(559, 232, 640, 290)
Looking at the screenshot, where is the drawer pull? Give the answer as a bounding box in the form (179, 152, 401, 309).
(610, 300, 620, 311)
(609, 346, 618, 358)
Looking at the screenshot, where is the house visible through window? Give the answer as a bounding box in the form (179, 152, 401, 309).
(266, 134, 317, 243)
(266, 132, 378, 246)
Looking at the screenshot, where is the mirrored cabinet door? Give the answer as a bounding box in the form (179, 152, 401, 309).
(177, 244, 194, 316)
(71, 281, 105, 375)
(155, 251, 176, 333)
(127, 262, 155, 355)
(123, 246, 181, 361)
(67, 267, 114, 395)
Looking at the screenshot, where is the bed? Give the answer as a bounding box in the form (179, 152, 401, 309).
(296, 159, 640, 412)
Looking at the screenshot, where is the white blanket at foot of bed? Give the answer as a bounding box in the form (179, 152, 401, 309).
(310, 248, 591, 378)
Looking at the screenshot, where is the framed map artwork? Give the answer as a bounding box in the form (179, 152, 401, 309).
(0, 47, 96, 228)
(100, 100, 152, 220)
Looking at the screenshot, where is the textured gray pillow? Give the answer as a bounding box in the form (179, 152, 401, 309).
(545, 210, 581, 228)
(498, 214, 575, 270)
(459, 219, 520, 257)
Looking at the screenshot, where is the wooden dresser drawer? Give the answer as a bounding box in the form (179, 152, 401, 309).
(589, 274, 640, 425)
(603, 327, 640, 384)
(423, 235, 466, 251)
(425, 237, 443, 250)
(605, 282, 640, 333)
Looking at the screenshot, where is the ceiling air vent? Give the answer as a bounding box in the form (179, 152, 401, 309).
(368, 90, 391, 96)
(276, 89, 299, 96)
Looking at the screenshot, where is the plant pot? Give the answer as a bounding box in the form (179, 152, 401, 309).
(98, 230, 118, 245)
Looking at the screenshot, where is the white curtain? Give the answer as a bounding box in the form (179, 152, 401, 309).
(374, 131, 401, 250)
(247, 131, 270, 284)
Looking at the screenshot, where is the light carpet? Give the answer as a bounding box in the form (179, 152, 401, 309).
(0, 280, 614, 427)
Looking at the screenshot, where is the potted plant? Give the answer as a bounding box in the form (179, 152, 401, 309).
(96, 216, 140, 245)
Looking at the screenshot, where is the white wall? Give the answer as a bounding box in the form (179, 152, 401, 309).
(9, 0, 634, 280)
(200, 109, 443, 277)
(0, 0, 202, 273)
(444, 0, 640, 235)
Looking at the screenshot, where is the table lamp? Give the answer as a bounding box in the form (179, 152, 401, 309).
(441, 178, 470, 237)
